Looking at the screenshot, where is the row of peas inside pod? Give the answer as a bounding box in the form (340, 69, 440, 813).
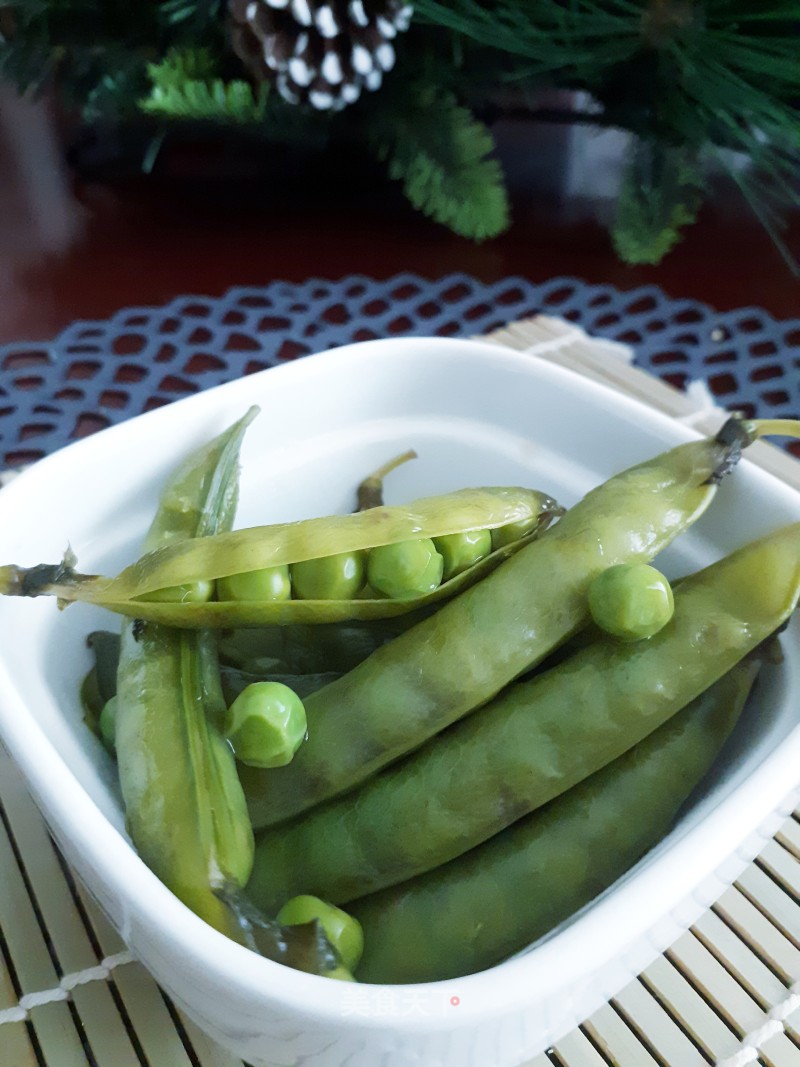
(0, 448, 563, 627)
(145, 449, 560, 609)
(215, 516, 546, 604)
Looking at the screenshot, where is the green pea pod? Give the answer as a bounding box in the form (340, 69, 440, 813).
(80, 630, 315, 716)
(349, 653, 764, 984)
(114, 411, 258, 940)
(0, 486, 561, 625)
(91, 486, 559, 589)
(114, 412, 348, 977)
(82, 650, 340, 726)
(243, 419, 753, 830)
(219, 617, 413, 676)
(247, 522, 800, 908)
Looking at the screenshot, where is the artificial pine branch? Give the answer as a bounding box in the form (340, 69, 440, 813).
(612, 139, 706, 264)
(367, 79, 510, 240)
(139, 46, 331, 149)
(142, 77, 268, 123)
(142, 48, 267, 123)
(412, 0, 800, 265)
(147, 45, 220, 86)
(412, 0, 643, 84)
(1, 0, 798, 262)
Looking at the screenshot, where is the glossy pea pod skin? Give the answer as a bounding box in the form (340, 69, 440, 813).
(219, 617, 415, 676)
(244, 424, 749, 830)
(114, 414, 351, 977)
(117, 628, 254, 936)
(349, 655, 763, 984)
(2, 486, 561, 626)
(115, 412, 257, 941)
(247, 522, 800, 908)
(217, 618, 418, 708)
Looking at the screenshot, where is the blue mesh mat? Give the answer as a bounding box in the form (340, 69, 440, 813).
(2, 273, 798, 469)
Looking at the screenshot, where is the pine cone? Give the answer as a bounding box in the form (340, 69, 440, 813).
(229, 0, 413, 110)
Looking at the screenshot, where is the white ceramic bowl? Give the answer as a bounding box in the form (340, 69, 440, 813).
(1, 337, 800, 1067)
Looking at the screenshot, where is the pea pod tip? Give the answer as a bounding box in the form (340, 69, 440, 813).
(0, 548, 86, 599)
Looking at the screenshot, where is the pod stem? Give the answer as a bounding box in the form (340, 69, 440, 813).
(356, 449, 418, 512)
(708, 415, 800, 485)
(0, 552, 93, 599)
(746, 418, 800, 441)
(708, 416, 756, 484)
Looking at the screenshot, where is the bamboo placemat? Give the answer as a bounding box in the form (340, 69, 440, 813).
(2, 314, 800, 1067)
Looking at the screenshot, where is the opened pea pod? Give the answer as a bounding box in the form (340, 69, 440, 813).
(10, 417, 800, 629)
(0, 459, 562, 625)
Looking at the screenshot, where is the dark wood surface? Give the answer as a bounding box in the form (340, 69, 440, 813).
(1, 166, 798, 347)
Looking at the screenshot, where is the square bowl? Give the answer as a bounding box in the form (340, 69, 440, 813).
(1, 335, 800, 1067)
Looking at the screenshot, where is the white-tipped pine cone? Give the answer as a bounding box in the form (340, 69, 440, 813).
(229, 0, 413, 110)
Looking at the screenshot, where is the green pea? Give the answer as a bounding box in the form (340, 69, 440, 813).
(490, 516, 540, 550)
(588, 563, 674, 641)
(291, 552, 365, 601)
(217, 565, 291, 602)
(277, 894, 364, 972)
(367, 539, 444, 600)
(142, 580, 214, 603)
(433, 528, 492, 581)
(99, 696, 117, 753)
(225, 681, 307, 768)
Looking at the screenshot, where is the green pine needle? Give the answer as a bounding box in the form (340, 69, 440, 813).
(413, 0, 642, 82)
(371, 85, 509, 240)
